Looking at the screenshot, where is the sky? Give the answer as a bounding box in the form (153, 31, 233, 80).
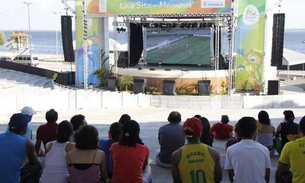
(0, 0, 305, 31)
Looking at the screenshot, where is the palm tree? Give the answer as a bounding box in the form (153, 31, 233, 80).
(118, 75, 134, 91)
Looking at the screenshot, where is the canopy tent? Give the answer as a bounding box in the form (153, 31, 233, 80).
(282, 48, 305, 80)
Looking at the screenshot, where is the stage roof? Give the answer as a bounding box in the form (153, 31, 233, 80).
(283, 48, 305, 66)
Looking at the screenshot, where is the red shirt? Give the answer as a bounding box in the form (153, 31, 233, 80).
(211, 122, 234, 139)
(110, 142, 149, 183)
(36, 122, 58, 148)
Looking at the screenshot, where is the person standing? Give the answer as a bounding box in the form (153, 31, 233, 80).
(35, 109, 59, 155)
(0, 113, 38, 183)
(39, 120, 75, 183)
(225, 117, 271, 183)
(171, 117, 222, 183)
(156, 111, 185, 168)
(211, 115, 234, 139)
(276, 116, 305, 183)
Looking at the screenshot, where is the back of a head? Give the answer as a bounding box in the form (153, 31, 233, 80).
(168, 111, 181, 123)
(237, 117, 257, 138)
(258, 110, 270, 124)
(120, 120, 142, 147)
(45, 109, 58, 123)
(109, 122, 123, 142)
(199, 117, 211, 132)
(283, 110, 295, 122)
(70, 114, 86, 131)
(183, 117, 203, 139)
(118, 114, 131, 125)
(8, 113, 30, 134)
(299, 116, 305, 135)
(221, 115, 230, 124)
(57, 120, 73, 143)
(75, 125, 99, 150)
(21, 106, 36, 117)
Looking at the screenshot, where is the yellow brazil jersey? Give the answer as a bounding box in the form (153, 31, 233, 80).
(178, 143, 215, 183)
(279, 137, 305, 183)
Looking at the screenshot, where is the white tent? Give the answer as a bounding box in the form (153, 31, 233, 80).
(282, 48, 305, 80)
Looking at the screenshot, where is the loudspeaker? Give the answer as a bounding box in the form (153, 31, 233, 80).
(198, 80, 211, 95)
(133, 78, 146, 94)
(129, 23, 143, 66)
(163, 80, 175, 95)
(117, 51, 128, 68)
(271, 13, 285, 67)
(268, 80, 279, 95)
(61, 16, 75, 62)
(108, 77, 117, 91)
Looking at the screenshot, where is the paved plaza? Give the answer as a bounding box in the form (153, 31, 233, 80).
(1, 107, 305, 182)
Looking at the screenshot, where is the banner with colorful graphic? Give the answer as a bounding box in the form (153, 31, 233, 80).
(86, 0, 232, 15)
(76, 0, 101, 86)
(235, 0, 266, 91)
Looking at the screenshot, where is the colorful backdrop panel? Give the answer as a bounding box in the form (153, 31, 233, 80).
(235, 0, 266, 91)
(76, 0, 100, 85)
(86, 0, 232, 15)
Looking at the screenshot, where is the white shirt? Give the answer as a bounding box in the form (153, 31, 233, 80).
(224, 139, 271, 183)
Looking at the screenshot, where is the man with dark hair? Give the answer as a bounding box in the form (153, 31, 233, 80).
(172, 117, 222, 183)
(35, 109, 59, 155)
(211, 115, 234, 139)
(70, 114, 87, 141)
(0, 113, 38, 183)
(225, 117, 271, 183)
(276, 116, 305, 183)
(156, 111, 185, 168)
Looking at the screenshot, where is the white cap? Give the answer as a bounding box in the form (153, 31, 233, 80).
(21, 106, 37, 116)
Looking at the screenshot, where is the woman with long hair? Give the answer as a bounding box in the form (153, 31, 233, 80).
(110, 120, 151, 183)
(66, 125, 107, 183)
(39, 120, 75, 183)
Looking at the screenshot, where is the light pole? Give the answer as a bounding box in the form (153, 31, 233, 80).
(23, 2, 32, 61)
(53, 11, 59, 62)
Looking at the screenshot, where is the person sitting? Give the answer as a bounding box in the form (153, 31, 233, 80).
(256, 110, 276, 157)
(66, 125, 107, 183)
(99, 122, 122, 179)
(171, 117, 222, 183)
(275, 110, 299, 154)
(276, 116, 305, 183)
(70, 114, 87, 141)
(118, 114, 131, 125)
(0, 113, 38, 183)
(225, 123, 242, 151)
(110, 120, 152, 183)
(35, 109, 59, 155)
(211, 115, 234, 139)
(198, 116, 214, 147)
(40, 120, 75, 183)
(156, 111, 185, 168)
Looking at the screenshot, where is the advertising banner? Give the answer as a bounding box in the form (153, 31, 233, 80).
(86, 0, 232, 15)
(76, 0, 101, 86)
(235, 0, 266, 91)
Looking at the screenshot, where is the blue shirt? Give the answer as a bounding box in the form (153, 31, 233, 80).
(0, 131, 27, 183)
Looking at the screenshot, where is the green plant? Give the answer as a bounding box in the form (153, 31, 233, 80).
(176, 84, 194, 95)
(118, 75, 134, 91)
(94, 68, 107, 86)
(146, 86, 157, 94)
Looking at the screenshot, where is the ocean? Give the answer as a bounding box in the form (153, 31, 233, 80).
(0, 29, 304, 55)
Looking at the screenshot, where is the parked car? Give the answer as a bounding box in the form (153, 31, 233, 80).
(0, 56, 13, 62)
(13, 55, 39, 66)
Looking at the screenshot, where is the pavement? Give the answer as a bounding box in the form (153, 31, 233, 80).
(1, 107, 305, 183)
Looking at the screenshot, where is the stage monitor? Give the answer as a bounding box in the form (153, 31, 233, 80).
(146, 29, 211, 66)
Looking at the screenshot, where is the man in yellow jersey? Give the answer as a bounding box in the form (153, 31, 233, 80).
(171, 117, 222, 183)
(276, 116, 305, 183)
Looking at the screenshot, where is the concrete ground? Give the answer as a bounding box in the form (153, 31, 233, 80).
(1, 107, 304, 183)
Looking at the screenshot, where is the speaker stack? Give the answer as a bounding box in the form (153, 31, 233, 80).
(198, 80, 211, 96)
(61, 16, 75, 62)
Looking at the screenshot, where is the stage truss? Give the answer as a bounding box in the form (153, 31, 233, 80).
(68, 0, 237, 94)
